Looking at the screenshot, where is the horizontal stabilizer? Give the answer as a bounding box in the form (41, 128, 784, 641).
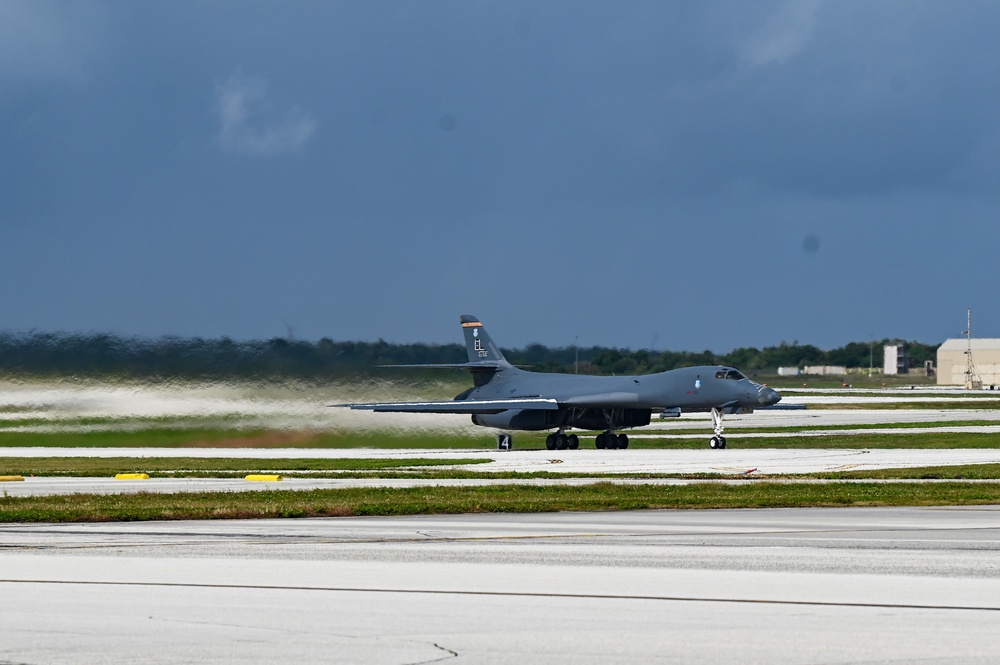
(335, 397, 560, 414)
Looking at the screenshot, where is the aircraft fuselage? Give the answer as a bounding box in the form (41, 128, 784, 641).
(467, 364, 778, 432)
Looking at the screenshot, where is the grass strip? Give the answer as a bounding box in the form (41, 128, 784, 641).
(6, 427, 1000, 451)
(625, 432, 1000, 449)
(0, 428, 287, 448)
(0, 429, 499, 449)
(805, 463, 1000, 480)
(0, 456, 488, 477)
(0, 415, 253, 428)
(2, 482, 999, 522)
(1, 428, 999, 456)
(4, 455, 1000, 482)
(654, 420, 1000, 435)
(803, 401, 1000, 410)
(776, 390, 995, 397)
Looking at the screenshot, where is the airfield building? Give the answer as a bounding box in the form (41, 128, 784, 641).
(803, 365, 847, 376)
(883, 344, 908, 375)
(936, 339, 1000, 387)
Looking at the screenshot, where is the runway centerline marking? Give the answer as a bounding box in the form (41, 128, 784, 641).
(2, 578, 999, 613)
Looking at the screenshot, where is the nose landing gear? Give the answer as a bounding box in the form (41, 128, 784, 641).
(709, 407, 727, 449)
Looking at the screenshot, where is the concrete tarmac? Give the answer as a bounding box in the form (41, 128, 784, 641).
(2, 506, 1000, 664)
(4, 447, 1000, 497)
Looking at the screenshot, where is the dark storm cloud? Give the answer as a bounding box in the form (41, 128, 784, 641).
(680, 3, 1000, 199)
(1, 1, 1000, 350)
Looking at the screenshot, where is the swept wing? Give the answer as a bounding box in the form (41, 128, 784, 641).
(341, 397, 560, 415)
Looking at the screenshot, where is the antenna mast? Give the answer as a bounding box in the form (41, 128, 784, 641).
(964, 308, 982, 389)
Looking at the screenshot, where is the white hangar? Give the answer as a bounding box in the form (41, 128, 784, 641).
(937, 339, 1000, 387)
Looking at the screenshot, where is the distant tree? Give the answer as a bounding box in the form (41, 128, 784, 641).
(0, 330, 946, 380)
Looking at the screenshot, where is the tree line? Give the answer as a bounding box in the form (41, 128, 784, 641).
(0, 331, 939, 380)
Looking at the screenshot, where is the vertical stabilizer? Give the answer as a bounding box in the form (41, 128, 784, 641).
(459, 315, 510, 367)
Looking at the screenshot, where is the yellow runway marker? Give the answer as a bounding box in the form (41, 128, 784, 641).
(245, 474, 283, 482)
(0, 475, 25, 482)
(114, 473, 150, 480)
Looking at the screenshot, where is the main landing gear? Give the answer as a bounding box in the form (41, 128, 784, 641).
(709, 407, 727, 449)
(595, 431, 629, 449)
(544, 430, 629, 450)
(545, 431, 580, 450)
(593, 409, 629, 450)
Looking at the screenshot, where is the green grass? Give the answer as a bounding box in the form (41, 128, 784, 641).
(0, 429, 500, 449)
(650, 420, 1000, 435)
(0, 428, 283, 448)
(0, 456, 489, 478)
(765, 375, 938, 390)
(0, 415, 250, 428)
(5, 455, 1000, 482)
(803, 401, 1000, 410)
(2, 424, 1000, 451)
(778, 390, 999, 398)
(623, 431, 1000, 449)
(803, 463, 1000, 480)
(2, 481, 999, 522)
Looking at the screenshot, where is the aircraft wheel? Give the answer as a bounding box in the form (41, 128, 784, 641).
(606, 433, 619, 449)
(555, 434, 568, 450)
(617, 434, 629, 449)
(595, 433, 606, 449)
(709, 436, 719, 449)
(719, 436, 727, 449)
(546, 434, 556, 450)
(568, 434, 579, 450)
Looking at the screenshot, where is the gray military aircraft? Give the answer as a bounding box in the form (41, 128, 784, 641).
(342, 315, 781, 450)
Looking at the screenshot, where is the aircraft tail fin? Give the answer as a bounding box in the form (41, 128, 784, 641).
(460, 315, 511, 368)
(374, 316, 510, 387)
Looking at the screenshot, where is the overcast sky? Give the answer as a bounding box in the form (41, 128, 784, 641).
(3, 1, 1000, 352)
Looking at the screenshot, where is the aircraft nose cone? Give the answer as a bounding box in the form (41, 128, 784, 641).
(758, 386, 781, 406)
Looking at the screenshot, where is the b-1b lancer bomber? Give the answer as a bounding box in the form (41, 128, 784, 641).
(343, 315, 781, 450)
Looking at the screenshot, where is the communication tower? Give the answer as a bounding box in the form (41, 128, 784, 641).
(964, 308, 983, 390)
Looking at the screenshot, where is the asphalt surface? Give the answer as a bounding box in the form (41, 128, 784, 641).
(2, 507, 1000, 664)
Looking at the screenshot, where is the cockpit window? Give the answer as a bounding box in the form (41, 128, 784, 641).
(716, 369, 746, 380)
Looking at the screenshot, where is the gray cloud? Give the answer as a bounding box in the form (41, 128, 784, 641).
(0, 1, 101, 83)
(215, 72, 317, 155)
(738, 0, 824, 68)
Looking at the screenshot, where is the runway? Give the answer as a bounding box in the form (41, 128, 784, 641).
(2, 506, 999, 664)
(4, 387, 1000, 661)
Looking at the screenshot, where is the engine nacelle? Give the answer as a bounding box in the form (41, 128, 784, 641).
(566, 408, 651, 430)
(472, 409, 560, 431)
